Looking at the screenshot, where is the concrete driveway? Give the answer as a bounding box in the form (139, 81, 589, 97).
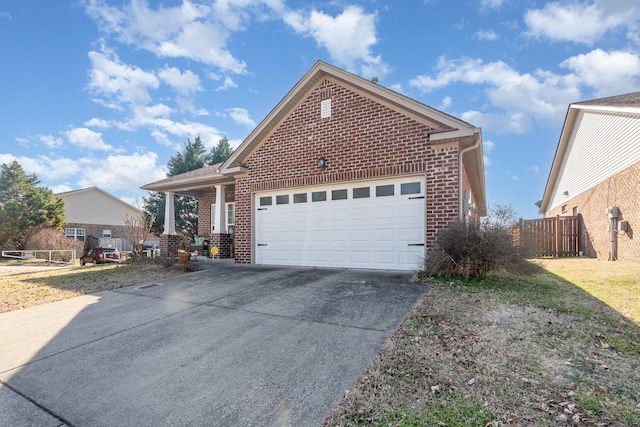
(0, 263, 427, 427)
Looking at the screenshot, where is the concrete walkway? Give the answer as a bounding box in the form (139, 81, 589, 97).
(0, 263, 427, 427)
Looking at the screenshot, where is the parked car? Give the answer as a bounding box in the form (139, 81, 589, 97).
(80, 247, 121, 265)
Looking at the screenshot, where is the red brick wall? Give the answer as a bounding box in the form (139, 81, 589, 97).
(196, 185, 235, 258)
(160, 234, 180, 257)
(545, 161, 640, 262)
(233, 79, 461, 264)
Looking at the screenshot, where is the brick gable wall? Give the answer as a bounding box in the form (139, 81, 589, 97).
(545, 161, 640, 262)
(232, 79, 461, 264)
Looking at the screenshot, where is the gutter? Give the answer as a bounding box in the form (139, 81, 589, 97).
(459, 129, 482, 220)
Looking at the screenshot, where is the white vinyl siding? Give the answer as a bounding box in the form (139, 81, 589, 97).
(549, 110, 640, 211)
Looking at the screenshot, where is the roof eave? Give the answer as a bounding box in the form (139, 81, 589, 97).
(539, 105, 579, 213)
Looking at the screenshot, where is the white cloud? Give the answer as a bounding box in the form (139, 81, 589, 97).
(284, 5, 389, 79)
(65, 127, 114, 151)
(476, 29, 498, 40)
(410, 56, 578, 132)
(227, 107, 256, 127)
(524, 0, 640, 44)
(438, 96, 452, 110)
(480, 0, 506, 10)
(0, 151, 167, 200)
(84, 118, 110, 128)
(52, 184, 74, 194)
(84, 0, 285, 74)
(0, 154, 81, 182)
(38, 134, 64, 149)
(158, 66, 202, 96)
(484, 140, 495, 152)
(213, 75, 238, 91)
(88, 48, 159, 107)
(76, 151, 166, 192)
(483, 139, 495, 166)
(409, 49, 640, 133)
(559, 49, 640, 96)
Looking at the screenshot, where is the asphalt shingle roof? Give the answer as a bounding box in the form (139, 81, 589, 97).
(575, 91, 640, 108)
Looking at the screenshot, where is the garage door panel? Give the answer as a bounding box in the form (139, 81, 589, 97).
(351, 251, 372, 264)
(309, 250, 328, 262)
(398, 227, 422, 241)
(329, 229, 349, 242)
(328, 250, 350, 264)
(374, 228, 396, 242)
(399, 203, 423, 219)
(374, 251, 397, 265)
(255, 177, 425, 270)
(374, 205, 395, 219)
(351, 229, 372, 242)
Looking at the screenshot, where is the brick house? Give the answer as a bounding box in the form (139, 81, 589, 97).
(55, 187, 147, 250)
(539, 92, 640, 262)
(142, 61, 486, 270)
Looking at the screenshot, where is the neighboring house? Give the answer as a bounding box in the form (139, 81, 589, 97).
(142, 61, 486, 270)
(55, 187, 144, 250)
(539, 91, 640, 262)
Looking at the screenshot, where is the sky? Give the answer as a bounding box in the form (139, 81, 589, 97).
(1, 0, 640, 219)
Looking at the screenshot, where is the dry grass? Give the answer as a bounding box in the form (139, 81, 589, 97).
(325, 258, 640, 426)
(0, 259, 192, 313)
(540, 258, 640, 324)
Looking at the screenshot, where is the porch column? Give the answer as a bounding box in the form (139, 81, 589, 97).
(159, 191, 179, 256)
(213, 185, 226, 233)
(163, 191, 176, 235)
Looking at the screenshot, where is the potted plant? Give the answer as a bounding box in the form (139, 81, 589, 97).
(177, 236, 192, 264)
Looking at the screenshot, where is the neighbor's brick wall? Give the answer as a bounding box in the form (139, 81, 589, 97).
(546, 161, 640, 262)
(233, 79, 461, 264)
(64, 223, 129, 241)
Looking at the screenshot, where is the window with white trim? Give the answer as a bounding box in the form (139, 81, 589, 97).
(102, 229, 112, 238)
(226, 202, 235, 234)
(65, 228, 85, 242)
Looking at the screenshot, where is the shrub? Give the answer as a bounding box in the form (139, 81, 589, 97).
(24, 228, 85, 262)
(420, 204, 535, 279)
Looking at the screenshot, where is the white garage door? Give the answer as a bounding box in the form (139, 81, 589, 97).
(254, 176, 425, 270)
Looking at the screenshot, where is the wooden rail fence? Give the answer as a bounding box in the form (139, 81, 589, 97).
(518, 215, 581, 258)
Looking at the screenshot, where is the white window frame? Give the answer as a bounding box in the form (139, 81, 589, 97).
(65, 228, 85, 242)
(102, 229, 112, 238)
(226, 202, 235, 234)
(211, 204, 216, 232)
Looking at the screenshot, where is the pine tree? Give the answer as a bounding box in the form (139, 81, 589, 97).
(0, 160, 65, 249)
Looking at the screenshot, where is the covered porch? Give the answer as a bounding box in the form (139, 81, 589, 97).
(140, 164, 244, 259)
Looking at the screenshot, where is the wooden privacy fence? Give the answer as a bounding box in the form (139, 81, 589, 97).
(518, 216, 581, 258)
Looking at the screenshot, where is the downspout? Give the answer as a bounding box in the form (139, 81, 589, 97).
(458, 130, 481, 220)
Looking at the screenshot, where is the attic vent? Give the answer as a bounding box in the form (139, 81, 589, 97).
(321, 98, 331, 118)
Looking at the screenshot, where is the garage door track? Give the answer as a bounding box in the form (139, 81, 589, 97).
(0, 263, 427, 427)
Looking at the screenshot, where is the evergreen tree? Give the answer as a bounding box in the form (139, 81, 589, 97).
(0, 160, 65, 250)
(209, 136, 234, 165)
(143, 136, 213, 238)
